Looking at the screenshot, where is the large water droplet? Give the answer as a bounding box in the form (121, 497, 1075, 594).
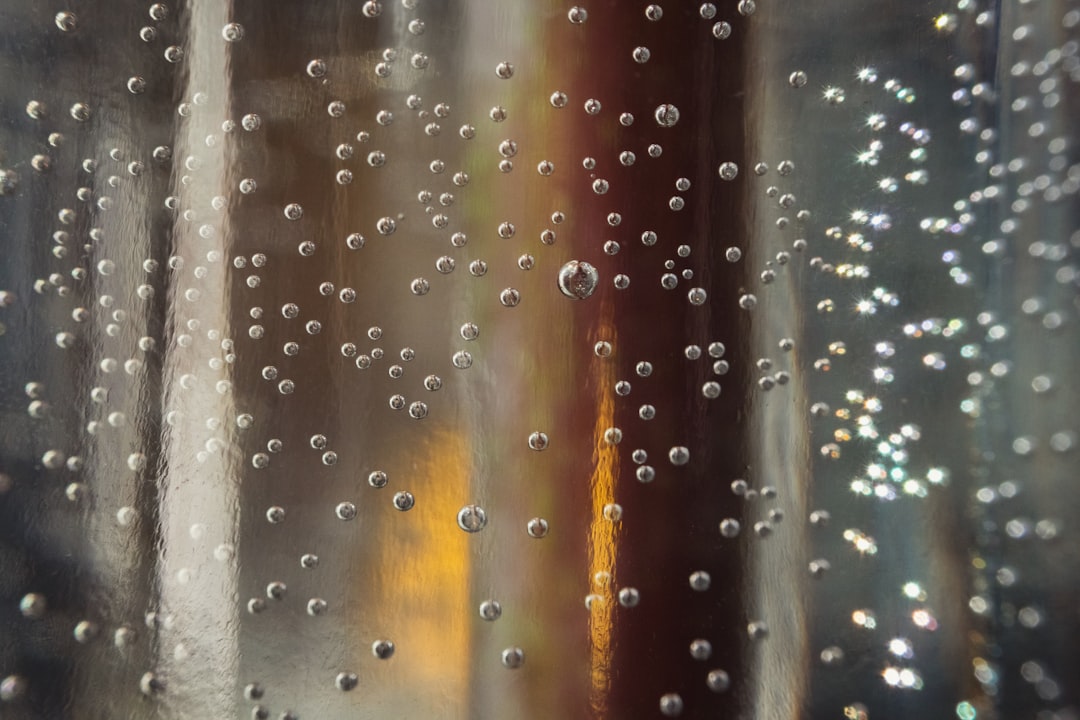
(557, 261, 599, 300)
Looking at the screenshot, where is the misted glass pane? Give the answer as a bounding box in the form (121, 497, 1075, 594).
(0, 1, 1077, 718)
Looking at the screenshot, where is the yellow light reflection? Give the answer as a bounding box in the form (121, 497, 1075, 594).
(360, 426, 471, 707)
(586, 307, 620, 717)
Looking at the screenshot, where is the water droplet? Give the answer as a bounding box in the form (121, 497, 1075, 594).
(557, 261, 599, 299)
(335, 672, 358, 691)
(568, 6, 588, 23)
(55, 11, 77, 32)
(479, 600, 502, 620)
(221, 22, 244, 41)
(457, 505, 487, 533)
(527, 517, 549, 538)
(372, 639, 395, 659)
(654, 103, 680, 127)
(501, 647, 525, 669)
(669, 446, 690, 465)
(707, 669, 731, 692)
(659, 693, 684, 717)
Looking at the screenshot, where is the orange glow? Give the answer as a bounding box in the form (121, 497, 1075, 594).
(586, 303, 620, 718)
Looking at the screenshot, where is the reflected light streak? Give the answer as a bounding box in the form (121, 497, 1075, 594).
(361, 426, 471, 713)
(586, 303, 619, 718)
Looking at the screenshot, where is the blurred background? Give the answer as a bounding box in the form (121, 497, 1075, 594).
(0, 0, 1077, 718)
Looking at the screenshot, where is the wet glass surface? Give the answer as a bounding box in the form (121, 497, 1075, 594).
(0, 1, 1078, 718)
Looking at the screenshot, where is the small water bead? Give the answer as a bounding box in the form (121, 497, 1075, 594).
(393, 491, 415, 511)
(498, 288, 521, 307)
(707, 669, 731, 693)
(494, 61, 515, 79)
(70, 102, 91, 121)
(718, 162, 739, 180)
(712, 21, 732, 39)
(266, 506, 286, 524)
(452, 350, 473, 369)
(475, 599, 504, 623)
(335, 672, 358, 692)
(550, 91, 568, 108)
(527, 517, 549, 538)
(490, 106, 507, 122)
(659, 693, 684, 717)
(19, 593, 46, 619)
(498, 139, 519, 158)
(690, 638, 713, 660)
(304, 58, 328, 78)
(501, 647, 525, 669)
(737, 0, 756, 14)
(633, 46, 651, 63)
(669, 446, 690, 465)
(789, 70, 808, 88)
(457, 505, 487, 533)
(602, 503, 623, 522)
(654, 103, 680, 127)
(264, 578, 289, 604)
(528, 432, 549, 451)
(618, 587, 640, 607)
(648, 143, 663, 157)
(634, 464, 656, 483)
(689, 571, 711, 591)
(53, 10, 78, 32)
(221, 22, 244, 41)
(614, 272, 630, 287)
(335, 502, 357, 521)
(699, 3, 717, 19)
(372, 640, 395, 659)
(241, 113, 261, 131)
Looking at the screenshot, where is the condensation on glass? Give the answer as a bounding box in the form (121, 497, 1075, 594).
(0, 1, 1077, 719)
